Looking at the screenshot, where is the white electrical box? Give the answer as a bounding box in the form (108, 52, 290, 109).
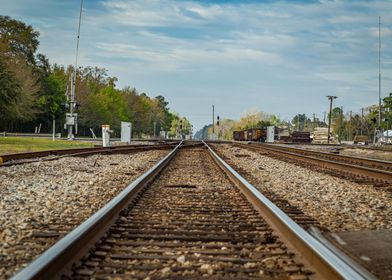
(266, 126, 275, 143)
(121, 122, 132, 143)
(66, 113, 77, 125)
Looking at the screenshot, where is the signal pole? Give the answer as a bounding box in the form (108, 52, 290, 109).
(327, 96, 337, 144)
(66, 0, 83, 140)
(217, 116, 220, 140)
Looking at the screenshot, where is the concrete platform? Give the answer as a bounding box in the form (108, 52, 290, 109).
(326, 229, 392, 279)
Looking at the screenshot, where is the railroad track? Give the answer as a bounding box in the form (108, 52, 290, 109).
(0, 142, 181, 166)
(232, 142, 392, 186)
(11, 141, 371, 279)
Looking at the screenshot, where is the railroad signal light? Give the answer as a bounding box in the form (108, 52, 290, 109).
(217, 116, 220, 126)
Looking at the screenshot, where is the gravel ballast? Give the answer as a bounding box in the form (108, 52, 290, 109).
(215, 144, 392, 232)
(0, 150, 168, 278)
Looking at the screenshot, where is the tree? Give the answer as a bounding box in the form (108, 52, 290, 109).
(3, 56, 40, 127)
(330, 107, 345, 142)
(36, 67, 67, 124)
(256, 120, 272, 128)
(0, 55, 20, 120)
(291, 114, 310, 131)
(382, 94, 392, 130)
(0, 16, 41, 131)
(168, 114, 190, 138)
(0, 16, 187, 136)
(154, 95, 172, 132)
(0, 15, 40, 65)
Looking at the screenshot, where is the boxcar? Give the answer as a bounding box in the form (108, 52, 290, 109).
(233, 130, 245, 141)
(246, 128, 267, 142)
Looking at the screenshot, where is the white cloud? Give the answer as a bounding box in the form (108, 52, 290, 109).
(185, 4, 224, 20)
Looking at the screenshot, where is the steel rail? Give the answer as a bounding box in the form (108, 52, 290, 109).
(0, 143, 178, 166)
(203, 141, 373, 280)
(233, 142, 392, 183)
(260, 143, 392, 170)
(11, 141, 183, 280)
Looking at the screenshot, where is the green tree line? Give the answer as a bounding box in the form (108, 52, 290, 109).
(194, 110, 282, 140)
(289, 101, 392, 142)
(195, 104, 390, 141)
(0, 15, 189, 137)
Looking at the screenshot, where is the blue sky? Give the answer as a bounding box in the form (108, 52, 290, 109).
(1, 0, 392, 132)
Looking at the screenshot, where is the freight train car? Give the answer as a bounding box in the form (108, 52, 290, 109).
(234, 127, 301, 143)
(233, 128, 267, 142)
(233, 131, 245, 141)
(246, 128, 267, 142)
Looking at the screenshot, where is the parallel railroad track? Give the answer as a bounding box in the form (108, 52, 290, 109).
(0, 142, 181, 166)
(232, 142, 392, 186)
(11, 141, 371, 279)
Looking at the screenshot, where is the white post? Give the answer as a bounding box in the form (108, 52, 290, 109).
(102, 124, 111, 147)
(52, 119, 55, 141)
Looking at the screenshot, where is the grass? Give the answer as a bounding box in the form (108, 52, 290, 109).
(0, 137, 95, 155)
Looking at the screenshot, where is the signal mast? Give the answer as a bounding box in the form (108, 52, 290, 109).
(65, 0, 83, 139)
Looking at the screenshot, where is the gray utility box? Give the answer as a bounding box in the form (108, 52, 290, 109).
(266, 126, 275, 143)
(121, 122, 132, 143)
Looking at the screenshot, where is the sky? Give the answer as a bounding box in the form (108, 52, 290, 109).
(1, 0, 392, 132)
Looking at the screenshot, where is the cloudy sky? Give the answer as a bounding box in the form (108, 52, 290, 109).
(1, 0, 392, 131)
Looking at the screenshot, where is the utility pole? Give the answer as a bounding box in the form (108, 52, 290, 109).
(212, 104, 215, 137)
(327, 96, 337, 144)
(66, 0, 83, 140)
(153, 121, 156, 138)
(361, 108, 364, 135)
(312, 113, 316, 130)
(349, 110, 353, 141)
(378, 16, 382, 129)
(323, 112, 326, 125)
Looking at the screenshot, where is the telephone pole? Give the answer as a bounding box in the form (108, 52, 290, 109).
(378, 16, 382, 129)
(327, 96, 337, 144)
(212, 104, 215, 136)
(361, 107, 364, 135)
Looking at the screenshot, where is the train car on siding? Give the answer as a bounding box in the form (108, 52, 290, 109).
(233, 130, 245, 141)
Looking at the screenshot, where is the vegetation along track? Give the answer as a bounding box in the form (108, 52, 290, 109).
(12, 142, 370, 279)
(233, 142, 392, 188)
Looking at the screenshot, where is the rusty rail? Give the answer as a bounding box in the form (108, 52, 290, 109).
(0, 142, 179, 166)
(233, 142, 392, 184)
(11, 141, 373, 279)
